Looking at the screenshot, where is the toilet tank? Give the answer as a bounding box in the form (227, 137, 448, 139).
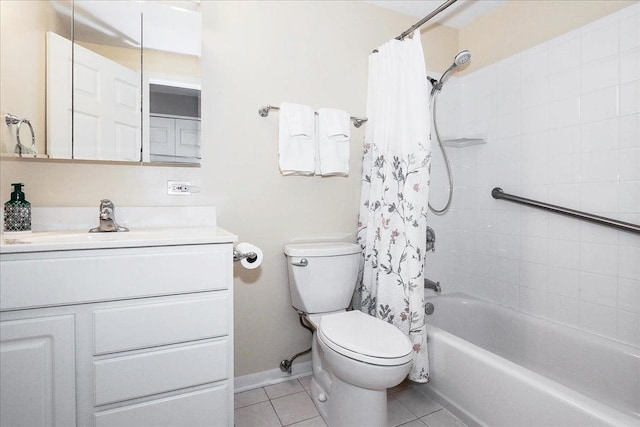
(284, 242, 361, 314)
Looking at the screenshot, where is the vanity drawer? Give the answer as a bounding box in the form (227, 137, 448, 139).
(93, 294, 229, 355)
(94, 385, 229, 427)
(0, 245, 231, 311)
(94, 339, 228, 405)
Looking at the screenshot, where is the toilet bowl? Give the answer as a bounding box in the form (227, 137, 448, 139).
(315, 310, 413, 427)
(285, 242, 414, 427)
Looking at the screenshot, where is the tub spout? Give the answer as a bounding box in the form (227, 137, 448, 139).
(425, 278, 441, 294)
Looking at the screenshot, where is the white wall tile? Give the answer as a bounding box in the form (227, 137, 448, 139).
(548, 266, 581, 299)
(580, 182, 619, 213)
(548, 97, 580, 129)
(581, 150, 619, 182)
(580, 241, 619, 276)
(581, 55, 619, 93)
(618, 277, 640, 314)
(619, 80, 640, 115)
(619, 113, 640, 149)
(581, 118, 619, 153)
(619, 148, 640, 180)
(619, 181, 640, 214)
(616, 310, 640, 346)
(580, 86, 619, 123)
(549, 67, 581, 102)
(548, 125, 580, 156)
(547, 293, 580, 327)
(579, 301, 618, 337)
(519, 261, 548, 290)
(618, 245, 640, 279)
(548, 239, 580, 269)
(520, 286, 547, 316)
(432, 6, 640, 345)
(548, 33, 581, 73)
(620, 6, 640, 52)
(620, 48, 640, 84)
(581, 18, 619, 64)
(579, 271, 618, 307)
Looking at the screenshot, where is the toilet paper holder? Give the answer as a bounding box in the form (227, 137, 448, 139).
(233, 248, 257, 263)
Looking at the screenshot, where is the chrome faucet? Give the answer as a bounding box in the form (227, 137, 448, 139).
(424, 278, 441, 294)
(89, 199, 129, 232)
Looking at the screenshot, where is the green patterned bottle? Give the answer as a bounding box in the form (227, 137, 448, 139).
(4, 183, 31, 232)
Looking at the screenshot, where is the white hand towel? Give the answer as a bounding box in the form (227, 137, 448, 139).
(279, 103, 316, 176)
(317, 108, 350, 176)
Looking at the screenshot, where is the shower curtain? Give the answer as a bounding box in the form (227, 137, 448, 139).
(352, 30, 431, 382)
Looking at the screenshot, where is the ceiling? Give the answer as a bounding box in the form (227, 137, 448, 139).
(367, 0, 508, 29)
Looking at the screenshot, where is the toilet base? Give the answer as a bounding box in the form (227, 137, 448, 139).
(311, 375, 388, 427)
(309, 332, 401, 427)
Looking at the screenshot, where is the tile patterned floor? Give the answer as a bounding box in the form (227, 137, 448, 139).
(234, 376, 468, 427)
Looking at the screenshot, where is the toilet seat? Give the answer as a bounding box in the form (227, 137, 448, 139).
(318, 310, 413, 366)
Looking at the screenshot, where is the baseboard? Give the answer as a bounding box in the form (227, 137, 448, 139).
(234, 361, 313, 393)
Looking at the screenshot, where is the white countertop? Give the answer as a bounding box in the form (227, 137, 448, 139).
(0, 226, 237, 254)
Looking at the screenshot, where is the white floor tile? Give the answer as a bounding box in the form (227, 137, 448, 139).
(289, 416, 328, 427)
(394, 388, 442, 418)
(234, 387, 269, 409)
(397, 420, 428, 427)
(387, 394, 419, 427)
(234, 381, 466, 427)
(298, 374, 313, 391)
(421, 409, 467, 427)
(271, 391, 320, 426)
(265, 379, 305, 400)
(234, 401, 282, 427)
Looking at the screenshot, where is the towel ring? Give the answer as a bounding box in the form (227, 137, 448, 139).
(15, 119, 37, 157)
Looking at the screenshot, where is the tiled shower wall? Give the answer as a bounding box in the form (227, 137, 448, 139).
(426, 3, 640, 347)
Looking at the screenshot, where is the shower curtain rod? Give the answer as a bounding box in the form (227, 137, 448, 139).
(395, 0, 458, 40)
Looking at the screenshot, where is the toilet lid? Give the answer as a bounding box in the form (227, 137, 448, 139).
(318, 310, 414, 366)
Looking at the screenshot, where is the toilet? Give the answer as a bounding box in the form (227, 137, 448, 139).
(284, 242, 414, 427)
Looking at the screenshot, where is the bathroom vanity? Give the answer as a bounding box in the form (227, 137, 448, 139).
(0, 226, 236, 427)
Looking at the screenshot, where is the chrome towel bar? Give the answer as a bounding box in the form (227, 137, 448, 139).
(492, 187, 640, 235)
(258, 105, 368, 128)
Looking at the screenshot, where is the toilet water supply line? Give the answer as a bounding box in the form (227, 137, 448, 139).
(280, 311, 314, 374)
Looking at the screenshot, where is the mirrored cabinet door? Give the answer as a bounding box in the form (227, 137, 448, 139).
(1, 0, 201, 166)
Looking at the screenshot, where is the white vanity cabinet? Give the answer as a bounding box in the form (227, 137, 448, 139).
(0, 228, 236, 427)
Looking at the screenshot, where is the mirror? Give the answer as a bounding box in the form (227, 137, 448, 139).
(0, 0, 201, 165)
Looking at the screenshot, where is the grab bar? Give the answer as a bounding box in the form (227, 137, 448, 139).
(492, 187, 640, 235)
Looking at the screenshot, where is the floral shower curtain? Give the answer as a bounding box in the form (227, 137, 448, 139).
(352, 30, 431, 382)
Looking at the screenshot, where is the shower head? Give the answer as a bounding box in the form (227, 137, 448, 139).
(454, 50, 472, 66)
(432, 49, 472, 91)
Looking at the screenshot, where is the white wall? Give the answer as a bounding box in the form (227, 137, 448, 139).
(428, 3, 640, 347)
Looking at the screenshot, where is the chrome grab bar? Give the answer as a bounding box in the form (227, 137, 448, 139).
(492, 187, 640, 235)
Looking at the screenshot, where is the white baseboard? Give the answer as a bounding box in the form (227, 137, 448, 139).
(234, 361, 312, 393)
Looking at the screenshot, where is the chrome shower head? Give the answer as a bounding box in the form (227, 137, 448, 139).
(454, 50, 472, 66)
(434, 50, 472, 89)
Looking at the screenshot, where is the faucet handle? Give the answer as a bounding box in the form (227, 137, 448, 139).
(426, 226, 436, 252)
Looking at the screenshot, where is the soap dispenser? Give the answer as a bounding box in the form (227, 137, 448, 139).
(3, 183, 31, 232)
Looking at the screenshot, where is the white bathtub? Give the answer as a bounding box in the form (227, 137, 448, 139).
(417, 293, 640, 427)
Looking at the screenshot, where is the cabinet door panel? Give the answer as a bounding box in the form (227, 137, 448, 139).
(0, 315, 76, 427)
(94, 385, 229, 427)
